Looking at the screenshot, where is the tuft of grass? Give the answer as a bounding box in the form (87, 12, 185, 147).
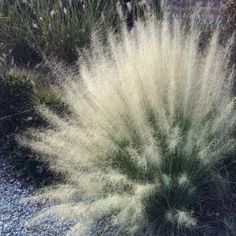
(0, 0, 162, 65)
(0, 0, 119, 64)
(21, 14, 235, 235)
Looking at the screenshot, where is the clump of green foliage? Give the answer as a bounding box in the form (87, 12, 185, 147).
(21, 14, 236, 235)
(0, 0, 162, 65)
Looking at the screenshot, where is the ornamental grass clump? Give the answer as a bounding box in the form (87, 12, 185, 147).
(21, 15, 236, 235)
(0, 0, 162, 65)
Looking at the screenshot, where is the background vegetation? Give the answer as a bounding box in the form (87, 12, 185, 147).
(0, 0, 162, 65)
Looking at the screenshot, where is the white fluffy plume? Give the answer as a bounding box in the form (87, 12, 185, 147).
(21, 14, 235, 235)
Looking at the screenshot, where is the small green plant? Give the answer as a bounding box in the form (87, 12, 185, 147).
(21, 15, 235, 236)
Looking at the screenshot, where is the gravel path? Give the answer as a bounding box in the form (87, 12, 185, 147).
(0, 155, 73, 236)
(0, 153, 235, 236)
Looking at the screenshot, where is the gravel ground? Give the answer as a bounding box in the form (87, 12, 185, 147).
(0, 155, 73, 236)
(0, 152, 235, 236)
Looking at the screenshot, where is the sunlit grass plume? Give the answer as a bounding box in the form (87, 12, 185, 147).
(22, 14, 235, 236)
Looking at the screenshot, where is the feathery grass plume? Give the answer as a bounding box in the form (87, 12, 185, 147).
(20, 13, 236, 235)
